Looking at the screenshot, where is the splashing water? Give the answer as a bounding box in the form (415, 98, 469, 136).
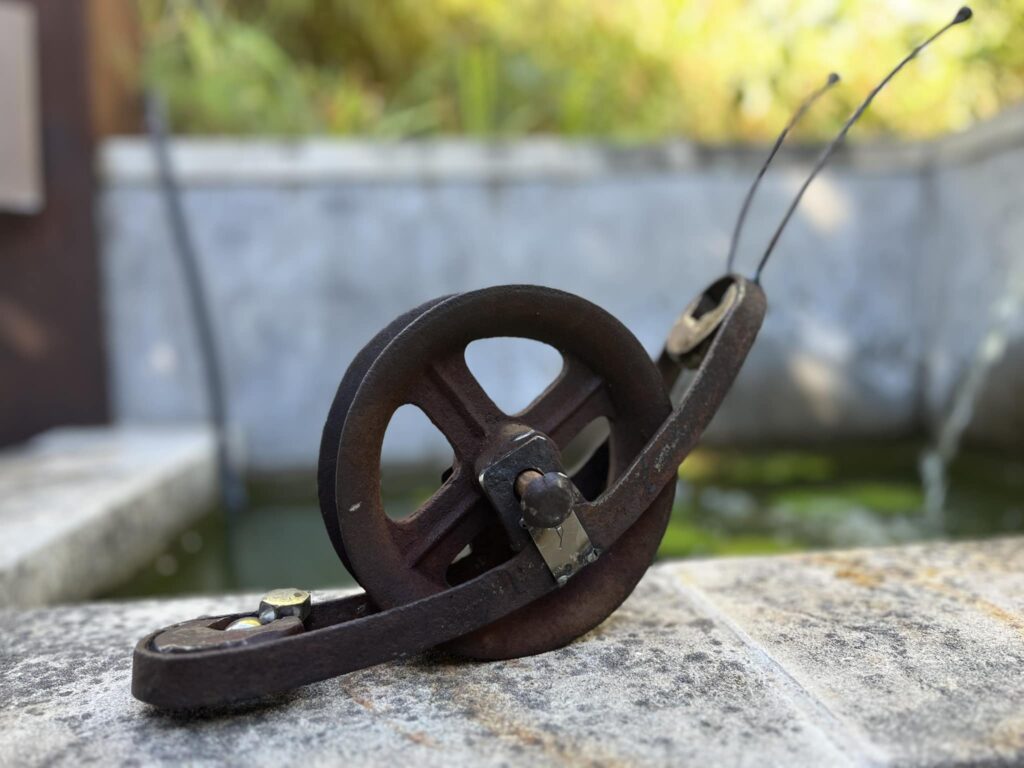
(920, 268, 1024, 527)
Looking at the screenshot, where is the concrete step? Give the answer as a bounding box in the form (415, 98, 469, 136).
(0, 426, 216, 607)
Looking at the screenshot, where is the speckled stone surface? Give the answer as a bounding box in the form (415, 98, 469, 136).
(672, 538, 1024, 767)
(0, 427, 216, 607)
(2, 538, 1022, 767)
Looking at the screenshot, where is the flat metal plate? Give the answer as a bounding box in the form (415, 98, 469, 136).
(527, 511, 595, 584)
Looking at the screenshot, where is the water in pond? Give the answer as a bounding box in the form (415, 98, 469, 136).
(103, 442, 1024, 600)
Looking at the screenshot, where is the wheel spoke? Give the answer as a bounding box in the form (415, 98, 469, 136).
(519, 355, 612, 446)
(394, 470, 490, 576)
(410, 351, 504, 459)
(414, 502, 491, 582)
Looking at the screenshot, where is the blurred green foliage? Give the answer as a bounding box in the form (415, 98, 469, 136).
(141, 1, 1023, 140)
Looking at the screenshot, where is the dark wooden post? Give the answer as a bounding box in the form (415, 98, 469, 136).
(0, 0, 139, 446)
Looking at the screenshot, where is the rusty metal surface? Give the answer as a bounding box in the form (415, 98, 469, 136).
(317, 296, 451, 575)
(333, 285, 674, 660)
(133, 276, 766, 709)
(133, 552, 559, 708)
(586, 277, 766, 551)
(151, 616, 304, 653)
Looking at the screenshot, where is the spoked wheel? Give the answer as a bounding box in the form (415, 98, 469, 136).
(319, 285, 676, 660)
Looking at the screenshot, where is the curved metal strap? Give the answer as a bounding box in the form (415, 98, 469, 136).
(132, 548, 555, 709)
(582, 275, 766, 549)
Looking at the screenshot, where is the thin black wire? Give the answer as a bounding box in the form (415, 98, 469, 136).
(754, 6, 973, 283)
(726, 72, 840, 274)
(145, 92, 248, 524)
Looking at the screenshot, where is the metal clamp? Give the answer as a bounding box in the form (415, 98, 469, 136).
(476, 430, 598, 584)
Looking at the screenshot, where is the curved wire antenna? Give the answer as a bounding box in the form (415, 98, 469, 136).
(725, 72, 840, 274)
(753, 6, 973, 283)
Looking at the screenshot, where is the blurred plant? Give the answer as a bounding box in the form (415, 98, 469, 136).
(141, 0, 1024, 140)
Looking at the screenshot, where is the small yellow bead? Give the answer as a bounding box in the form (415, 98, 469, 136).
(225, 616, 262, 631)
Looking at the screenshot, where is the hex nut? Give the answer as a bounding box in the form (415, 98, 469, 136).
(258, 588, 312, 624)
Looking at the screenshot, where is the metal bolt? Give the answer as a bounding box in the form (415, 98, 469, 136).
(514, 469, 543, 498)
(225, 616, 261, 631)
(556, 575, 570, 587)
(516, 470, 575, 529)
(258, 588, 312, 625)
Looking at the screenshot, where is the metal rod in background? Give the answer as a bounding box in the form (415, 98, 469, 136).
(144, 91, 248, 526)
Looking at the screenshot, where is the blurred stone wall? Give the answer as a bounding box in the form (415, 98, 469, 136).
(98, 107, 1024, 469)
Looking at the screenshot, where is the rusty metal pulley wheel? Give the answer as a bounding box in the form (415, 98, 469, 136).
(131, 275, 766, 710)
(321, 285, 676, 660)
